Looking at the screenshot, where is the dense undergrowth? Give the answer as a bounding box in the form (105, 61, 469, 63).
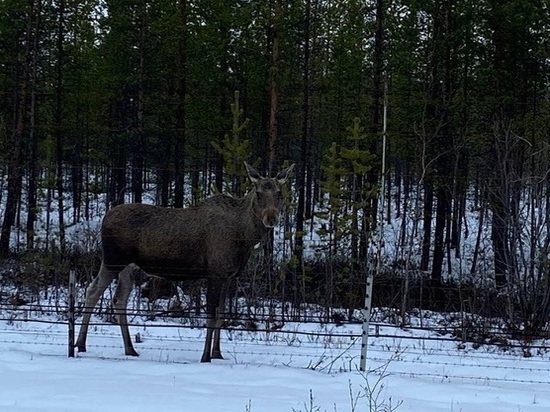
(0, 248, 548, 352)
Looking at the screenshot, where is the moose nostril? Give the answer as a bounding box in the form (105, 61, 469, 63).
(263, 219, 276, 228)
(263, 209, 279, 228)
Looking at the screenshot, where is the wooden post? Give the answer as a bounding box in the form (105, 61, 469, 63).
(68, 269, 76, 358)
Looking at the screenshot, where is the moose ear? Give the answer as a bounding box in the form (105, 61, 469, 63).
(245, 162, 262, 184)
(276, 163, 295, 184)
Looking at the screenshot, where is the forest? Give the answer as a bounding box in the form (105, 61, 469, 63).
(0, 0, 549, 339)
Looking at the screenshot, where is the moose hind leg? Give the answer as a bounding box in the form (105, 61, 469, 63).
(201, 279, 223, 363)
(201, 319, 215, 363)
(211, 320, 223, 360)
(76, 263, 117, 352)
(113, 264, 140, 357)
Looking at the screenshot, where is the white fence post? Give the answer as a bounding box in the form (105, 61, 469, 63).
(360, 269, 374, 372)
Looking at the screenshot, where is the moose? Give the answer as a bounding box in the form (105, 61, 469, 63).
(76, 162, 295, 362)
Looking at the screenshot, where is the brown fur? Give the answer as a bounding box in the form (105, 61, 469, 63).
(75, 163, 294, 362)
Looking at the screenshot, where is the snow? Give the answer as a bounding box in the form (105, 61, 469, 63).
(1, 174, 549, 411)
(1, 316, 549, 411)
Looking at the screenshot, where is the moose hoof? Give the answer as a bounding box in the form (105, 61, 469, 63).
(211, 352, 224, 360)
(125, 348, 140, 357)
(200, 354, 212, 363)
(76, 345, 86, 353)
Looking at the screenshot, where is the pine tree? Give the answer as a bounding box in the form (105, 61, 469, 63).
(317, 118, 374, 260)
(211, 91, 252, 197)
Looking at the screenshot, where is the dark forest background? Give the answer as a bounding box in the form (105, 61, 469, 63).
(1, 0, 549, 338)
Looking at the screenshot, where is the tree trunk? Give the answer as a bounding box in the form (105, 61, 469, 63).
(173, 0, 187, 208)
(0, 3, 33, 257)
(113, 146, 127, 206)
(55, 0, 66, 253)
(420, 182, 433, 272)
(132, 148, 144, 204)
(431, 187, 448, 283)
(370, 0, 385, 137)
(0, 85, 26, 257)
(158, 143, 171, 207)
(366, 0, 386, 232)
(267, 0, 282, 172)
(26, 0, 42, 249)
(491, 188, 509, 287)
(71, 151, 83, 223)
(293, 0, 312, 269)
(133, 1, 147, 204)
(470, 200, 486, 274)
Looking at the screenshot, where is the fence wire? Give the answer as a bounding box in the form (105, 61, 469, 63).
(1, 300, 549, 387)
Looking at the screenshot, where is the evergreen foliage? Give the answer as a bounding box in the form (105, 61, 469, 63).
(317, 118, 375, 259)
(0, 0, 549, 334)
(211, 91, 252, 196)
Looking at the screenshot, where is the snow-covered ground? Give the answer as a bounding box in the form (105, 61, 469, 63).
(1, 176, 549, 411)
(0, 313, 548, 412)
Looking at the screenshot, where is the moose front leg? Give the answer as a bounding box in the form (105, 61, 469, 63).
(201, 279, 224, 362)
(211, 312, 224, 360)
(211, 280, 230, 359)
(201, 319, 215, 363)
